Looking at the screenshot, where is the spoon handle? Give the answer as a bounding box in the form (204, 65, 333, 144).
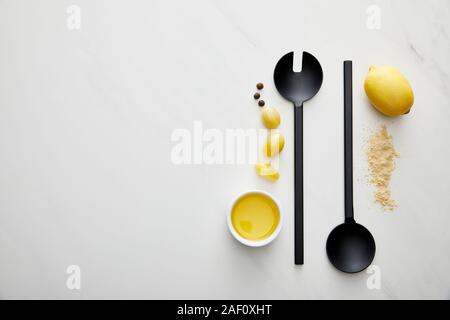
(344, 61, 355, 222)
(294, 104, 304, 265)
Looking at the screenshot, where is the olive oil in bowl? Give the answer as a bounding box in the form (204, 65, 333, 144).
(228, 191, 282, 247)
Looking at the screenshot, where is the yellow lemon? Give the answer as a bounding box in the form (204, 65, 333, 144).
(364, 66, 414, 117)
(255, 162, 280, 181)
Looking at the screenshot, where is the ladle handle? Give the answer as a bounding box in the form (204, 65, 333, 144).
(294, 104, 304, 265)
(344, 61, 355, 222)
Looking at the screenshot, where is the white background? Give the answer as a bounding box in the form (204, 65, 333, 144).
(1, 0, 450, 299)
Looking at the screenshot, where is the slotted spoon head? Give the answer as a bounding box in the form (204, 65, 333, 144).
(274, 51, 323, 107)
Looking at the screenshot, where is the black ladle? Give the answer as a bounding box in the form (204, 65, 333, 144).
(274, 52, 323, 265)
(326, 61, 376, 273)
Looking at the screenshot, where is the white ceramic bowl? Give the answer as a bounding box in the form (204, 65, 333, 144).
(228, 190, 283, 247)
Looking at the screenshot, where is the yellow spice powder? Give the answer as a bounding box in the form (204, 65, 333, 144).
(367, 125, 399, 211)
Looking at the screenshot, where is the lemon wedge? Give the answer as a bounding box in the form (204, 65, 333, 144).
(255, 162, 280, 182)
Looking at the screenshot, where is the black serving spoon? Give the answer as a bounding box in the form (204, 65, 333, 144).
(326, 61, 376, 273)
(274, 52, 323, 265)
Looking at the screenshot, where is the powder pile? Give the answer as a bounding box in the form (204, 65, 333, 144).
(367, 125, 399, 211)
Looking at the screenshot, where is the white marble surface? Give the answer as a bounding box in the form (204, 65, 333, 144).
(1, 0, 450, 300)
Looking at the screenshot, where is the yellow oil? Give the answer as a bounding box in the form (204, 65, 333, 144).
(231, 193, 280, 241)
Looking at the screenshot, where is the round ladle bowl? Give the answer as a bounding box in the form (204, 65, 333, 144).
(326, 221, 376, 273)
